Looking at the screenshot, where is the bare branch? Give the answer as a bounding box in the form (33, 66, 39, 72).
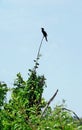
(41, 89, 59, 117)
(33, 36, 44, 72)
(62, 107, 81, 122)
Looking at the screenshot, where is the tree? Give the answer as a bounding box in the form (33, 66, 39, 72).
(0, 34, 82, 129)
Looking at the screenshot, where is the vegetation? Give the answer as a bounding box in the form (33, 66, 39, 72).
(0, 37, 82, 130)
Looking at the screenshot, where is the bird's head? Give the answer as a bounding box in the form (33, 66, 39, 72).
(41, 28, 44, 31)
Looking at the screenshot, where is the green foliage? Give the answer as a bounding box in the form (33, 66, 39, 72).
(1, 70, 46, 130)
(0, 38, 82, 129)
(0, 82, 8, 109)
(0, 82, 8, 129)
(0, 70, 82, 130)
(38, 106, 78, 130)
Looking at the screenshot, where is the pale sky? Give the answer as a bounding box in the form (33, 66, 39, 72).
(0, 0, 82, 117)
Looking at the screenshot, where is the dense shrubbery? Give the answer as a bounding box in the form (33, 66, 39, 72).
(0, 37, 82, 129)
(0, 71, 82, 130)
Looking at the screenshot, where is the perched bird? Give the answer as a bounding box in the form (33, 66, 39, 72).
(41, 28, 48, 41)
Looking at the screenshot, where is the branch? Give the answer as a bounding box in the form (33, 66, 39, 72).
(62, 107, 81, 122)
(33, 36, 44, 71)
(41, 89, 59, 117)
(37, 36, 44, 60)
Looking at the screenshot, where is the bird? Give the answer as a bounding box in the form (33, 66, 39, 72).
(41, 28, 48, 41)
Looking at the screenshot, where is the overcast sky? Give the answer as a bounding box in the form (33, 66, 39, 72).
(0, 0, 82, 117)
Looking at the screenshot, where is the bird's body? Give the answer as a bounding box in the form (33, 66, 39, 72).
(41, 28, 48, 41)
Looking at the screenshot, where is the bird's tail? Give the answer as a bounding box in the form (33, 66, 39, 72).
(45, 37, 48, 42)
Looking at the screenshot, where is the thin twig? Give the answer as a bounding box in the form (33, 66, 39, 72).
(36, 36, 44, 60)
(62, 107, 81, 122)
(41, 89, 59, 117)
(33, 36, 44, 71)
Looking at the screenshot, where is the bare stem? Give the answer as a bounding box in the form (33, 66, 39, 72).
(62, 107, 81, 122)
(33, 36, 44, 71)
(41, 89, 59, 117)
(36, 36, 44, 60)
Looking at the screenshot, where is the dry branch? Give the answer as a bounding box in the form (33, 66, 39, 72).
(62, 107, 81, 122)
(41, 89, 58, 117)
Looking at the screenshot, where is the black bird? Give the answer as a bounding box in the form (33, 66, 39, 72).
(41, 28, 48, 41)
